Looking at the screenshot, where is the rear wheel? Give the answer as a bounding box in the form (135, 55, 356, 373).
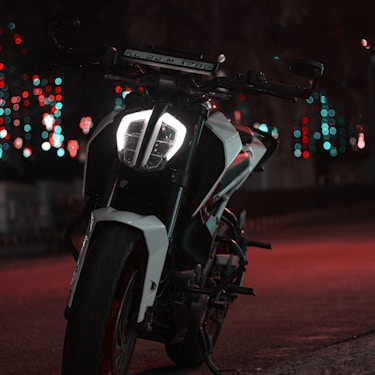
(166, 219, 237, 369)
(165, 294, 229, 368)
(62, 223, 146, 375)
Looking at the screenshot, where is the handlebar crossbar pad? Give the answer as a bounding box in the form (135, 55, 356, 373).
(122, 48, 218, 75)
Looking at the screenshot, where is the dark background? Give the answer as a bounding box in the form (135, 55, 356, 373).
(1, 0, 375, 181)
(1, 0, 375, 251)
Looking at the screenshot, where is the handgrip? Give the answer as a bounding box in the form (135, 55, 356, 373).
(243, 71, 311, 100)
(256, 80, 311, 99)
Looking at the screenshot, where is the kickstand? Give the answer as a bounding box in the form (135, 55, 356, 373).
(199, 328, 222, 375)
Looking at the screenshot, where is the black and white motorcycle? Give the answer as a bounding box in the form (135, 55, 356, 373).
(50, 15, 324, 375)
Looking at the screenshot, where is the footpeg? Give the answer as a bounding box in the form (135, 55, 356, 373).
(247, 239, 272, 249)
(228, 285, 256, 296)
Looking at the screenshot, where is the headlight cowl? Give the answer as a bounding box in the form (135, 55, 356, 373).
(116, 110, 187, 171)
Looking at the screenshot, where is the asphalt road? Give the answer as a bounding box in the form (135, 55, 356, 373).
(0, 214, 374, 375)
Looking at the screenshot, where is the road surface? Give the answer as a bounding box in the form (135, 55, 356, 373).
(0, 214, 374, 374)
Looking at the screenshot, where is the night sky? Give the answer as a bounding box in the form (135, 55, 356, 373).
(3, 0, 375, 67)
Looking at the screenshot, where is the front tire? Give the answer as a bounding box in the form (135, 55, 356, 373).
(62, 223, 146, 375)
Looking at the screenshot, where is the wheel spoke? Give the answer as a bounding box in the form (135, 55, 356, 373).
(111, 272, 139, 375)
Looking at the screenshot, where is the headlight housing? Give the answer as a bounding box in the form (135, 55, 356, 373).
(116, 109, 187, 170)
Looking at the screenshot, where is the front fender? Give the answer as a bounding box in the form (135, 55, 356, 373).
(68, 207, 169, 323)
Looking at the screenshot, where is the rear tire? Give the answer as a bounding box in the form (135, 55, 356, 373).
(165, 296, 228, 368)
(62, 223, 146, 375)
(166, 220, 235, 369)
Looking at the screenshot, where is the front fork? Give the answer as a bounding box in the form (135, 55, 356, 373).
(165, 104, 210, 240)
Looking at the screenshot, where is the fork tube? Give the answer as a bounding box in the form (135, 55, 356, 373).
(167, 105, 209, 239)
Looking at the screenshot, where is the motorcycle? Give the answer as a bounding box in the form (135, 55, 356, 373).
(50, 15, 324, 375)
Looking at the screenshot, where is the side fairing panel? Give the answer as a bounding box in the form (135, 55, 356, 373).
(82, 109, 121, 197)
(192, 112, 242, 216)
(205, 112, 243, 167)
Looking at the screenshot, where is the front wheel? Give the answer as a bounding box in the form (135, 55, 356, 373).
(62, 223, 146, 375)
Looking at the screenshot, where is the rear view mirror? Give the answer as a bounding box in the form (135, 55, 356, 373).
(51, 14, 80, 32)
(49, 15, 81, 52)
(290, 59, 324, 78)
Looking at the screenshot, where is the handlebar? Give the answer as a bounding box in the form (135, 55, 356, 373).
(196, 71, 313, 101)
(49, 15, 323, 102)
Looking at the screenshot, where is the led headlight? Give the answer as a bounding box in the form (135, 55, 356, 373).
(116, 110, 186, 170)
(116, 110, 152, 167)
